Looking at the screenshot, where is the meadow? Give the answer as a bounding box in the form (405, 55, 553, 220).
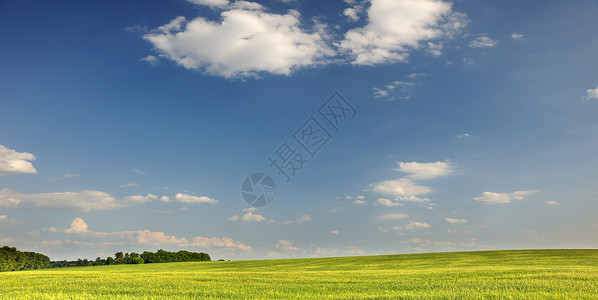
(1, 249, 597, 299)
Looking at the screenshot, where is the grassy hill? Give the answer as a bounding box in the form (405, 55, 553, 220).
(1, 249, 597, 299)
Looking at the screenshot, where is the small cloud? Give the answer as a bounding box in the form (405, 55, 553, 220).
(330, 230, 340, 235)
(370, 178, 432, 197)
(275, 240, 300, 251)
(119, 182, 139, 188)
(473, 190, 538, 204)
(545, 200, 561, 206)
(130, 168, 145, 175)
(373, 81, 416, 101)
(0, 145, 37, 175)
(187, 0, 229, 9)
(64, 217, 89, 234)
(123, 194, 157, 204)
(395, 161, 454, 180)
(374, 198, 403, 207)
(511, 33, 524, 40)
(227, 214, 240, 221)
(48, 173, 80, 181)
(456, 133, 471, 138)
(445, 217, 467, 223)
(242, 211, 266, 222)
(353, 199, 367, 205)
(161, 193, 218, 204)
(469, 36, 498, 48)
(140, 55, 159, 66)
(377, 213, 409, 221)
(280, 214, 312, 224)
(408, 73, 426, 79)
(582, 85, 598, 102)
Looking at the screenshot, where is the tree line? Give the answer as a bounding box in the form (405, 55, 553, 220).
(0, 246, 50, 272)
(1, 246, 210, 272)
(48, 249, 211, 268)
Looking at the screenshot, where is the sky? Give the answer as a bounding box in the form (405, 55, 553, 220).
(1, 0, 597, 261)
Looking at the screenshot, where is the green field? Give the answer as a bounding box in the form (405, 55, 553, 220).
(1, 249, 597, 299)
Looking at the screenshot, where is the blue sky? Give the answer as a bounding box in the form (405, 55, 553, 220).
(1, 0, 597, 260)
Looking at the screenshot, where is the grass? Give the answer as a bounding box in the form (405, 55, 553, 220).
(1, 249, 598, 299)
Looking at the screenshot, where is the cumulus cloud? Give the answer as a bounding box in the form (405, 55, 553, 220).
(395, 161, 454, 179)
(330, 230, 340, 235)
(187, 0, 230, 9)
(339, 0, 467, 65)
(275, 240, 300, 251)
(511, 33, 523, 40)
(0, 189, 127, 211)
(545, 200, 561, 206)
(242, 211, 266, 222)
(46, 216, 251, 250)
(374, 197, 403, 207)
(583, 85, 598, 102)
(64, 217, 90, 234)
(161, 193, 218, 204)
(190, 236, 251, 251)
(473, 190, 538, 204)
(370, 178, 431, 196)
(445, 217, 467, 223)
(377, 212, 409, 221)
(140, 55, 159, 66)
(144, 3, 334, 78)
(123, 194, 157, 204)
(373, 80, 416, 100)
(0, 145, 37, 175)
(456, 133, 471, 138)
(469, 36, 497, 48)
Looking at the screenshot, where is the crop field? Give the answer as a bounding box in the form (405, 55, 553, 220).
(1, 249, 597, 299)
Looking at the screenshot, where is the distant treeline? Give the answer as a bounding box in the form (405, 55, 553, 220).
(48, 249, 211, 268)
(0, 246, 50, 272)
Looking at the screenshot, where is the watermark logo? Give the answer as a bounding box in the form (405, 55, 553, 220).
(241, 91, 357, 207)
(241, 173, 276, 207)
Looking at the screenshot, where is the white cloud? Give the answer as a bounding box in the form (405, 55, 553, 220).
(370, 178, 432, 196)
(469, 36, 497, 48)
(130, 168, 145, 175)
(373, 80, 415, 100)
(46, 216, 251, 250)
(0, 188, 21, 208)
(122, 194, 157, 204)
(0, 189, 128, 211)
(395, 195, 431, 203)
(445, 217, 467, 223)
(119, 182, 139, 188)
(190, 236, 251, 251)
(374, 197, 403, 207)
(426, 42, 443, 57)
(144, 3, 334, 78)
(140, 55, 159, 66)
(353, 199, 367, 205)
(395, 161, 454, 179)
(456, 133, 471, 138)
(343, 7, 361, 22)
(187, 0, 229, 9)
(227, 214, 240, 221)
(275, 240, 300, 251)
(400, 221, 431, 230)
(511, 33, 523, 40)
(161, 193, 218, 204)
(377, 212, 409, 221)
(473, 190, 538, 204)
(0, 145, 37, 175)
(64, 217, 89, 234)
(545, 200, 561, 206)
(48, 173, 80, 181)
(583, 85, 598, 102)
(279, 214, 311, 224)
(339, 0, 467, 65)
(242, 210, 266, 222)
(0, 215, 6, 222)
(330, 230, 340, 235)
